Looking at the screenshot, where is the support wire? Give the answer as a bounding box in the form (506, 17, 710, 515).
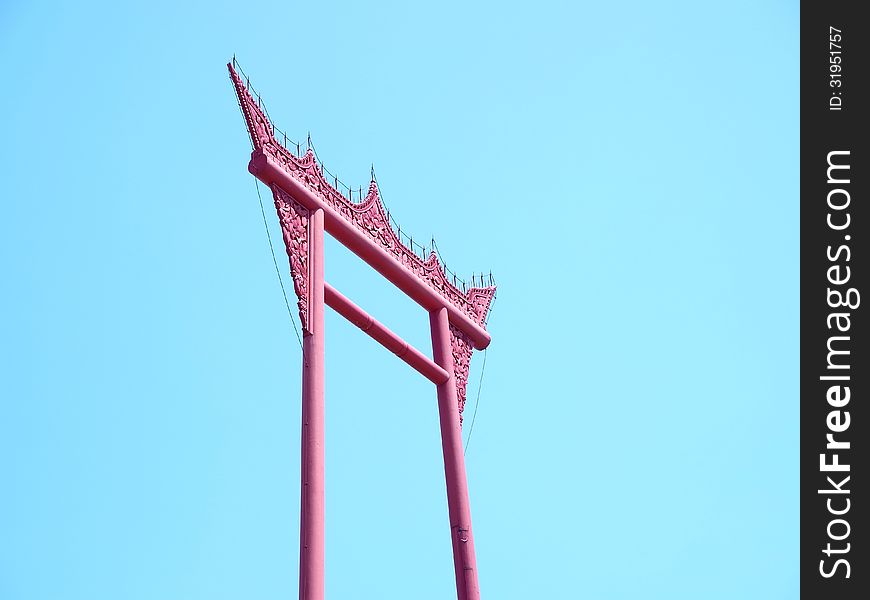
(464, 347, 488, 455)
(254, 178, 304, 349)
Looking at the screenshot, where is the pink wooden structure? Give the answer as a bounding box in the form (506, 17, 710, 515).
(229, 60, 495, 600)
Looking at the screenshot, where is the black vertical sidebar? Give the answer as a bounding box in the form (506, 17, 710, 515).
(802, 2, 867, 598)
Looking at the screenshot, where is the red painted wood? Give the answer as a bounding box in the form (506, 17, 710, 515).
(299, 209, 325, 600)
(229, 61, 495, 600)
(431, 307, 480, 600)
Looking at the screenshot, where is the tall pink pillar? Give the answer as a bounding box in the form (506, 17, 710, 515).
(430, 307, 480, 600)
(299, 208, 325, 600)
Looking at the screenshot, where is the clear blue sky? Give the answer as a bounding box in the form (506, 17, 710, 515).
(0, 1, 798, 598)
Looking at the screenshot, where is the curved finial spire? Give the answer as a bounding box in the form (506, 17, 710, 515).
(228, 60, 274, 150)
(367, 178, 379, 199)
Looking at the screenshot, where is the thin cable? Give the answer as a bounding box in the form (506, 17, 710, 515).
(254, 178, 303, 349)
(464, 347, 487, 455)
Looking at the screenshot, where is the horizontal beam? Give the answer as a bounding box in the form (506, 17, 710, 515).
(249, 151, 491, 350)
(324, 282, 449, 385)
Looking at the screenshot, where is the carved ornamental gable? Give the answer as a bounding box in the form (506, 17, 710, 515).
(272, 185, 311, 334)
(229, 63, 496, 331)
(449, 324, 475, 424)
(229, 65, 274, 152)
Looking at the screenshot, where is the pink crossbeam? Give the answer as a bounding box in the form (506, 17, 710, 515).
(324, 282, 449, 385)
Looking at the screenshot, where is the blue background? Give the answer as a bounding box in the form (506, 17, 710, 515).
(0, 1, 798, 598)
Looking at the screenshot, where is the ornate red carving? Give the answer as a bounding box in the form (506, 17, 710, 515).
(229, 63, 496, 331)
(272, 185, 311, 333)
(449, 324, 474, 423)
(229, 65, 274, 151)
